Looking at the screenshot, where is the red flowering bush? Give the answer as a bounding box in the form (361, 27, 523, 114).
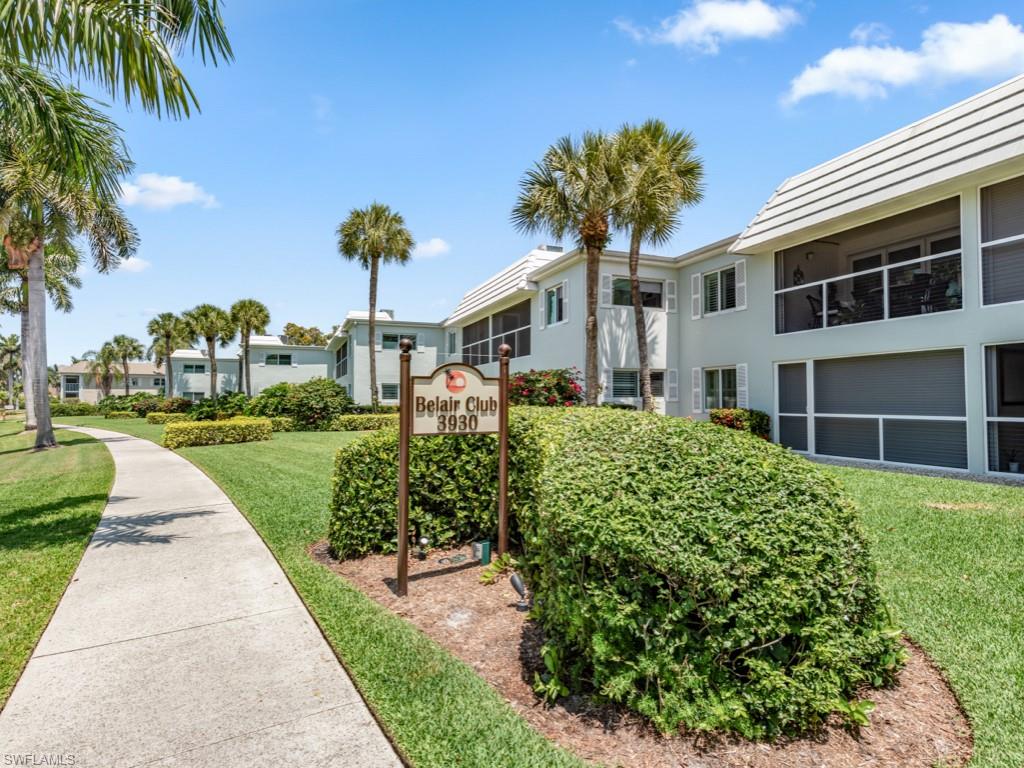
(508, 367, 584, 407)
(710, 408, 771, 440)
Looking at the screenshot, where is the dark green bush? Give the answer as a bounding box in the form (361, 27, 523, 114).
(245, 382, 291, 418)
(508, 367, 584, 407)
(130, 394, 164, 417)
(98, 393, 155, 414)
(516, 409, 903, 739)
(349, 403, 400, 414)
(710, 408, 771, 439)
(189, 392, 249, 421)
(331, 413, 399, 431)
(248, 379, 353, 431)
(50, 400, 98, 416)
(159, 397, 193, 413)
(163, 416, 272, 448)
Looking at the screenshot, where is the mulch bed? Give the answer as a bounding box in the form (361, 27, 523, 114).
(311, 542, 972, 768)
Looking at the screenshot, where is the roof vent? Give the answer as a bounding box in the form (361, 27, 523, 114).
(537, 244, 563, 252)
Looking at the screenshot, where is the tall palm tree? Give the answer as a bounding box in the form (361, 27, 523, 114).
(614, 120, 704, 412)
(0, 332, 19, 408)
(512, 132, 624, 405)
(109, 334, 145, 396)
(231, 299, 270, 396)
(182, 304, 236, 400)
(337, 203, 414, 411)
(147, 312, 186, 398)
(0, 242, 82, 428)
(83, 343, 121, 398)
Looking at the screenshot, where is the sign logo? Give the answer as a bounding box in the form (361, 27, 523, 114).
(445, 369, 466, 394)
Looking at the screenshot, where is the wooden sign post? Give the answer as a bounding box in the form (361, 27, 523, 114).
(396, 339, 510, 597)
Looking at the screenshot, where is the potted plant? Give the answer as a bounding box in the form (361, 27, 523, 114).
(1009, 448, 1021, 474)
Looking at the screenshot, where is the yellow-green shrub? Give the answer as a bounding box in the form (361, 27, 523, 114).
(146, 412, 190, 425)
(163, 417, 272, 448)
(269, 416, 295, 432)
(331, 413, 399, 431)
(105, 410, 137, 419)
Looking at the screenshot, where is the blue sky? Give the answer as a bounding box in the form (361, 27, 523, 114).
(39, 0, 1024, 362)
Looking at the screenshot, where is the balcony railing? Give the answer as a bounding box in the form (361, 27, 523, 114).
(775, 249, 963, 334)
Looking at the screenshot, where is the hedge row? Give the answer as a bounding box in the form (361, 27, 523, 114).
(269, 416, 295, 432)
(163, 417, 273, 449)
(146, 412, 191, 425)
(331, 413, 399, 432)
(328, 407, 903, 738)
(50, 400, 99, 416)
(105, 410, 137, 419)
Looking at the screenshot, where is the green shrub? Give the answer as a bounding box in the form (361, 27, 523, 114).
(159, 397, 193, 413)
(710, 407, 771, 439)
(50, 400, 99, 416)
(247, 378, 353, 431)
(348, 403, 400, 415)
(105, 410, 137, 419)
(245, 382, 291, 418)
(509, 367, 584, 407)
(331, 413, 399, 432)
(269, 416, 295, 432)
(163, 417, 272, 449)
(130, 394, 164, 417)
(98, 393, 156, 414)
(516, 409, 903, 739)
(187, 392, 249, 421)
(146, 412, 190, 425)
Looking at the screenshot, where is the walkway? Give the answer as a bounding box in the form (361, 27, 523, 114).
(0, 426, 402, 768)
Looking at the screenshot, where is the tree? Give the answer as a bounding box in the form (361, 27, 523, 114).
(337, 203, 414, 411)
(147, 312, 186, 398)
(512, 132, 624, 405)
(109, 334, 145, 396)
(282, 322, 328, 347)
(614, 120, 703, 411)
(83, 343, 121, 397)
(182, 304, 235, 400)
(0, 333, 19, 408)
(232, 299, 270, 396)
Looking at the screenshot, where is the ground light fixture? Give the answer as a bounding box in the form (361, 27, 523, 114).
(510, 572, 529, 612)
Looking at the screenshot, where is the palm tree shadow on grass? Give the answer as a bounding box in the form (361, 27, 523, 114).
(1, 493, 111, 552)
(0, 435, 95, 456)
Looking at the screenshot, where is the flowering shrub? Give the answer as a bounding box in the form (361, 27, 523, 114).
(709, 408, 771, 439)
(507, 368, 584, 407)
(158, 397, 194, 414)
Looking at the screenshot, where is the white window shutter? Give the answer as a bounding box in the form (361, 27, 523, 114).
(416, 332, 424, 352)
(562, 281, 569, 323)
(603, 368, 612, 400)
(600, 274, 613, 307)
(691, 368, 703, 413)
(734, 260, 747, 310)
(538, 294, 546, 330)
(374, 330, 383, 351)
(737, 363, 749, 409)
(666, 280, 677, 313)
(690, 274, 701, 319)
(667, 369, 679, 402)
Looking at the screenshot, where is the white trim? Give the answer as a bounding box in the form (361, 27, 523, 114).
(691, 368, 702, 414)
(667, 368, 679, 402)
(733, 259, 747, 311)
(699, 264, 740, 317)
(665, 279, 678, 313)
(736, 363, 748, 409)
(606, 274, 669, 312)
(600, 273, 613, 307)
(690, 273, 701, 320)
(542, 280, 569, 328)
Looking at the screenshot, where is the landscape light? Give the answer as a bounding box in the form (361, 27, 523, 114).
(510, 572, 529, 612)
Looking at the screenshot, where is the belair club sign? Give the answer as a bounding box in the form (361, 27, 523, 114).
(395, 338, 511, 596)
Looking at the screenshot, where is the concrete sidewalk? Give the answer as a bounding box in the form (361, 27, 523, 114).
(0, 426, 402, 768)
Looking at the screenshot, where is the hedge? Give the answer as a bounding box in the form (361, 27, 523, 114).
(163, 417, 273, 449)
(331, 413, 399, 432)
(269, 416, 295, 432)
(50, 400, 98, 416)
(329, 407, 903, 738)
(710, 407, 771, 439)
(146, 412, 191, 425)
(104, 410, 137, 419)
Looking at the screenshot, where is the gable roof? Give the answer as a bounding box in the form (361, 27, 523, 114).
(445, 247, 562, 326)
(59, 361, 163, 375)
(732, 74, 1024, 254)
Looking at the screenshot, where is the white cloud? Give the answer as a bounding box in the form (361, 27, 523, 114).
(311, 94, 334, 134)
(120, 173, 218, 210)
(785, 14, 1024, 104)
(118, 257, 151, 273)
(850, 22, 891, 45)
(616, 0, 800, 54)
(413, 237, 450, 259)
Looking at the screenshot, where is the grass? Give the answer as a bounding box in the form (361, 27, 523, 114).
(54, 415, 1023, 767)
(0, 419, 114, 708)
(57, 414, 165, 443)
(828, 466, 1024, 768)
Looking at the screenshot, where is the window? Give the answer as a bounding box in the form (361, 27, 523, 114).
(985, 343, 1024, 473)
(545, 283, 566, 325)
(610, 370, 665, 399)
(183, 363, 206, 374)
(446, 330, 457, 355)
(184, 391, 205, 402)
(130, 378, 140, 387)
(64, 376, 80, 397)
(380, 383, 399, 400)
(981, 175, 1024, 305)
(153, 377, 165, 388)
(381, 333, 416, 351)
(702, 267, 736, 315)
(265, 353, 292, 366)
(703, 367, 737, 410)
(612, 278, 663, 308)
(335, 341, 348, 378)
(460, 300, 531, 364)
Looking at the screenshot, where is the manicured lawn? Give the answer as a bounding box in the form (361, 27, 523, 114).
(57, 415, 165, 443)
(0, 420, 114, 708)
(828, 466, 1024, 768)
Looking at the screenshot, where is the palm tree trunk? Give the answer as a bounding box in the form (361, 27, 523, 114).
(20, 304, 35, 429)
(368, 256, 380, 413)
(7, 370, 14, 408)
(27, 249, 56, 448)
(123, 361, 130, 396)
(208, 339, 218, 400)
(164, 333, 174, 398)
(584, 244, 601, 406)
(629, 231, 654, 412)
(243, 333, 251, 396)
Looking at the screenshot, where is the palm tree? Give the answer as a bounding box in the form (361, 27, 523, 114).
(182, 304, 236, 400)
(0, 241, 82, 428)
(83, 343, 121, 398)
(512, 132, 624, 405)
(109, 334, 145, 396)
(614, 120, 704, 411)
(147, 312, 186, 398)
(337, 203, 414, 411)
(231, 299, 270, 396)
(0, 332, 20, 408)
